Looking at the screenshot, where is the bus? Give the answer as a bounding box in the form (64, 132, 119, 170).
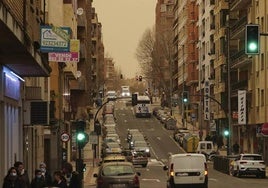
(135, 95, 152, 118)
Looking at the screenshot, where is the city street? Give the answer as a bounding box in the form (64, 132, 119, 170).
(84, 99, 268, 188)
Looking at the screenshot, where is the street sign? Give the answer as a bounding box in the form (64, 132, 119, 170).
(61, 132, 70, 142)
(89, 132, 98, 144)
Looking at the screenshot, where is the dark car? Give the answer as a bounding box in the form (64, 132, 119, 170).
(94, 162, 141, 188)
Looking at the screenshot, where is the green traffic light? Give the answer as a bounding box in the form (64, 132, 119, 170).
(183, 98, 188, 103)
(248, 42, 257, 52)
(224, 130, 229, 136)
(77, 132, 86, 141)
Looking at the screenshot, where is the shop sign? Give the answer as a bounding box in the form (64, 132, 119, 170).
(204, 80, 210, 120)
(238, 90, 246, 124)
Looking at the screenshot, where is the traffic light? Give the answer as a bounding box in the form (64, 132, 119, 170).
(245, 24, 260, 55)
(132, 93, 138, 106)
(138, 75, 142, 81)
(224, 129, 229, 137)
(94, 120, 101, 135)
(76, 120, 89, 149)
(182, 91, 189, 103)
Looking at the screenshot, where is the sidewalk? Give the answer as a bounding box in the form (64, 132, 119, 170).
(83, 107, 100, 187)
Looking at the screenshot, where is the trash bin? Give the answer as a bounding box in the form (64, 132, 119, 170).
(182, 134, 199, 153)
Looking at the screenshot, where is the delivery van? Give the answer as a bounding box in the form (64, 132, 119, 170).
(163, 153, 208, 188)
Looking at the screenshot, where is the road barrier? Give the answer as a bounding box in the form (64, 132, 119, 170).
(213, 155, 231, 174)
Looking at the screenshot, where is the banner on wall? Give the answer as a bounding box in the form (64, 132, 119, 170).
(238, 90, 246, 124)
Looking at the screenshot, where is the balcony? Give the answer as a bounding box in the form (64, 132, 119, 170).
(230, 49, 252, 69)
(231, 80, 248, 91)
(230, 16, 247, 39)
(69, 78, 86, 91)
(26, 86, 44, 100)
(230, 0, 251, 11)
(77, 14, 86, 27)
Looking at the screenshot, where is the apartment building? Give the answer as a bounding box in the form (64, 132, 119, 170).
(155, 0, 175, 100)
(0, 0, 104, 181)
(173, 0, 199, 124)
(0, 0, 51, 182)
(104, 57, 116, 91)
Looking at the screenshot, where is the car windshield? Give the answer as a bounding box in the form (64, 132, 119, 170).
(242, 155, 263, 160)
(102, 165, 135, 176)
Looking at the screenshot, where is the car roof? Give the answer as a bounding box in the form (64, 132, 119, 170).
(104, 155, 126, 160)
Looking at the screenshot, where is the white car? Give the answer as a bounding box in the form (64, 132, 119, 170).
(230, 153, 266, 178)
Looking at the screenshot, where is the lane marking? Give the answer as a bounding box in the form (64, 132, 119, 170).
(141, 179, 161, 182)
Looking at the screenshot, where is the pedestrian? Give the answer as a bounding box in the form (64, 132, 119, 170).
(2, 167, 20, 188)
(53, 171, 67, 188)
(14, 161, 30, 188)
(232, 141, 240, 154)
(39, 162, 52, 187)
(205, 134, 212, 141)
(62, 162, 81, 188)
(30, 169, 46, 188)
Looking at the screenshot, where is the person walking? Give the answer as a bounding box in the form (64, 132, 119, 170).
(232, 141, 240, 154)
(39, 162, 52, 187)
(62, 162, 81, 188)
(2, 167, 20, 188)
(14, 161, 30, 188)
(30, 169, 46, 188)
(52, 171, 67, 188)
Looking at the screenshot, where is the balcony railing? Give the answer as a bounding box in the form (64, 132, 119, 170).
(26, 86, 43, 100)
(231, 80, 248, 91)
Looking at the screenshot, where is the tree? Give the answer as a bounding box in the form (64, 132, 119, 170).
(136, 26, 174, 106)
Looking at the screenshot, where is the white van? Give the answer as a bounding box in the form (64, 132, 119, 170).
(196, 141, 218, 161)
(163, 153, 208, 188)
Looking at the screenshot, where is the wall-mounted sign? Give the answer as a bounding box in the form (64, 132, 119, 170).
(204, 80, 210, 120)
(48, 52, 79, 62)
(40, 26, 71, 52)
(238, 90, 246, 124)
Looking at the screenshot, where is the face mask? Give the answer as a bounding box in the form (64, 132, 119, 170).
(11, 172, 17, 176)
(40, 168, 46, 172)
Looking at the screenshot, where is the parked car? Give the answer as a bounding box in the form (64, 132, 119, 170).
(122, 150, 148, 168)
(230, 153, 266, 178)
(164, 117, 177, 130)
(163, 153, 208, 188)
(94, 162, 141, 188)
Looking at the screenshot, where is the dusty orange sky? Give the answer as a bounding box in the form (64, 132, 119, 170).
(92, 0, 156, 78)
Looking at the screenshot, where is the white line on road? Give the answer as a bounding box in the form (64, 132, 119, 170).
(208, 178, 218, 182)
(141, 179, 161, 182)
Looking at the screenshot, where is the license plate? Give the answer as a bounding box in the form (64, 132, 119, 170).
(249, 168, 257, 171)
(111, 184, 126, 188)
(175, 172, 188, 176)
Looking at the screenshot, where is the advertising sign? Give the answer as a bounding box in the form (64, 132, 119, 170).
(48, 52, 79, 62)
(204, 80, 210, 120)
(40, 26, 71, 52)
(238, 90, 246, 124)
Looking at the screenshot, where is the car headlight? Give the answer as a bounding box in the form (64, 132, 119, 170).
(145, 149, 150, 152)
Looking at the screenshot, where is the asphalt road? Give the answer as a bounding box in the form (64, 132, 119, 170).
(106, 99, 268, 188)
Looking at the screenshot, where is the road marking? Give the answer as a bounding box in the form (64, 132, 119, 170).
(150, 146, 158, 160)
(156, 137, 161, 140)
(141, 179, 160, 182)
(209, 178, 218, 182)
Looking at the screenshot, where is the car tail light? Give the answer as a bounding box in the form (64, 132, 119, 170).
(204, 163, 208, 176)
(133, 175, 140, 186)
(170, 163, 174, 177)
(240, 161, 247, 164)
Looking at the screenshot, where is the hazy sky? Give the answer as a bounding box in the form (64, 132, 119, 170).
(92, 0, 156, 78)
